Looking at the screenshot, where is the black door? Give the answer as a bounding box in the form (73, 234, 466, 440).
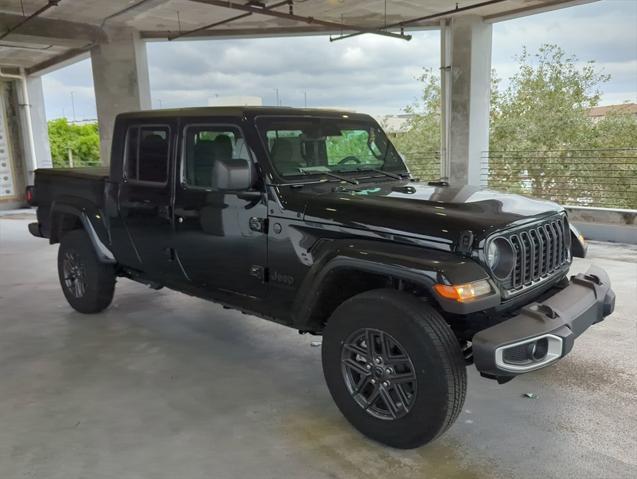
(117, 121, 180, 280)
(172, 122, 267, 299)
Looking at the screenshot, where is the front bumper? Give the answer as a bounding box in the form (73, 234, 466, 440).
(472, 265, 615, 377)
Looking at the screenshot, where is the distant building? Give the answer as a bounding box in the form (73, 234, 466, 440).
(375, 114, 413, 136)
(208, 96, 263, 107)
(587, 103, 637, 123)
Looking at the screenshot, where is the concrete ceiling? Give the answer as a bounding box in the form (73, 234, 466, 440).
(0, 0, 594, 75)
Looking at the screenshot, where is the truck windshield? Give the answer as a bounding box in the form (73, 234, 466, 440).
(256, 116, 408, 180)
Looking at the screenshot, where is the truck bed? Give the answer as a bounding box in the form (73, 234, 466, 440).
(32, 167, 111, 240)
(34, 167, 109, 209)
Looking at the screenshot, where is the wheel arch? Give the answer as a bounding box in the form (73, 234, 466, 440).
(49, 198, 116, 264)
(291, 239, 497, 332)
(293, 258, 436, 332)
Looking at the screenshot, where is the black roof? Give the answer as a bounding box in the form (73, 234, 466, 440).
(116, 106, 374, 121)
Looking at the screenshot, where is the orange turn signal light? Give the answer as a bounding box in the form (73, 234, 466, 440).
(433, 280, 492, 302)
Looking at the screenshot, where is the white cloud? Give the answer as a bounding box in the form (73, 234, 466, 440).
(42, 0, 636, 121)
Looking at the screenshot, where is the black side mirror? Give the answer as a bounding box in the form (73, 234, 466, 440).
(212, 158, 253, 191)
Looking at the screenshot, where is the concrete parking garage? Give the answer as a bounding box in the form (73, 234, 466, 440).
(0, 0, 635, 477)
(0, 212, 635, 478)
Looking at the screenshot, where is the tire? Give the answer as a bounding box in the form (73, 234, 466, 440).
(322, 289, 467, 449)
(57, 229, 116, 314)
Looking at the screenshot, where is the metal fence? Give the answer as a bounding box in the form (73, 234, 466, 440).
(400, 148, 637, 210)
(400, 150, 442, 181)
(481, 149, 637, 210)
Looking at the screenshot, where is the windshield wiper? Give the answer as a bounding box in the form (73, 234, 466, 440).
(322, 171, 359, 185)
(269, 179, 329, 188)
(299, 168, 359, 185)
(365, 168, 404, 180)
(337, 167, 408, 181)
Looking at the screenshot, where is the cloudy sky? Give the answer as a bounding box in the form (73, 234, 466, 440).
(42, 0, 637, 120)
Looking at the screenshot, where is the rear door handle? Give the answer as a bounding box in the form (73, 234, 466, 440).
(174, 207, 200, 220)
(122, 200, 156, 209)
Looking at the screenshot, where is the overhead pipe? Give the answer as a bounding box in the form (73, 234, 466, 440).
(0, 68, 38, 176)
(0, 0, 61, 41)
(100, 0, 155, 28)
(188, 0, 411, 41)
(169, 11, 253, 40)
(329, 0, 507, 42)
(168, 0, 299, 40)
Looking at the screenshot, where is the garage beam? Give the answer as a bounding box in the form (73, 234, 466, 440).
(0, 13, 106, 46)
(0, 0, 59, 41)
(25, 46, 92, 76)
(483, 0, 597, 23)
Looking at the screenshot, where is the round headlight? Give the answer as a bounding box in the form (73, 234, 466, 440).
(486, 237, 515, 279)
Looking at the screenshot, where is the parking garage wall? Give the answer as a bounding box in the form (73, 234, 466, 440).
(0, 80, 27, 210)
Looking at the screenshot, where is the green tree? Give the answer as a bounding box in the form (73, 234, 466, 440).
(388, 68, 441, 179)
(48, 118, 100, 168)
(398, 44, 637, 208)
(490, 44, 608, 151)
(591, 108, 637, 149)
(489, 44, 635, 207)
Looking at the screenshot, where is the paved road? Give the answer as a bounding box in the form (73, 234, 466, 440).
(0, 215, 635, 479)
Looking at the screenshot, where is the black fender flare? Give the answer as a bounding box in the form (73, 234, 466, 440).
(49, 198, 116, 264)
(291, 239, 498, 330)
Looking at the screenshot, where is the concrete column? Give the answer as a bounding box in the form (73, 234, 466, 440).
(7, 73, 52, 187)
(444, 15, 492, 187)
(26, 76, 53, 171)
(90, 27, 150, 164)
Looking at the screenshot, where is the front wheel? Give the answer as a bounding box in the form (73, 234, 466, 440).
(57, 229, 116, 314)
(322, 289, 467, 449)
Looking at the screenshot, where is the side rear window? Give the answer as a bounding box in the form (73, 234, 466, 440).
(125, 126, 170, 184)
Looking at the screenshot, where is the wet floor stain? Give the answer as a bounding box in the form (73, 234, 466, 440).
(283, 413, 493, 479)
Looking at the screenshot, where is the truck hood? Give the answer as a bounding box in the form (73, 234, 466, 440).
(280, 181, 563, 246)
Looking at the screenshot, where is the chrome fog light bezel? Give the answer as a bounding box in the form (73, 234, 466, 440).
(494, 334, 563, 373)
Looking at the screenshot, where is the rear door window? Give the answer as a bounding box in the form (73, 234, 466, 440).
(125, 126, 170, 184)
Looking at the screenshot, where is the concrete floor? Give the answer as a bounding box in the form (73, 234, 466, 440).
(0, 213, 635, 479)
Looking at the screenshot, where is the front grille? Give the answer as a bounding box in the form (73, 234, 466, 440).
(497, 215, 570, 296)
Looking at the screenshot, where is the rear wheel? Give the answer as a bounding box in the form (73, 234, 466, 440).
(57, 229, 115, 314)
(322, 289, 467, 449)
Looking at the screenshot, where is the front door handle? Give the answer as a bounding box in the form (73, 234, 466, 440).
(157, 205, 171, 220)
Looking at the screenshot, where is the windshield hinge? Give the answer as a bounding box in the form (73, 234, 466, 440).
(456, 230, 474, 255)
(249, 217, 268, 233)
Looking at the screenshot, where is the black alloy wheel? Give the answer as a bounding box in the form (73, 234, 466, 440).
(322, 289, 467, 449)
(61, 250, 87, 298)
(340, 328, 417, 420)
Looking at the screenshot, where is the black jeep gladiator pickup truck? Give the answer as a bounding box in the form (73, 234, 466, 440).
(28, 107, 615, 449)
